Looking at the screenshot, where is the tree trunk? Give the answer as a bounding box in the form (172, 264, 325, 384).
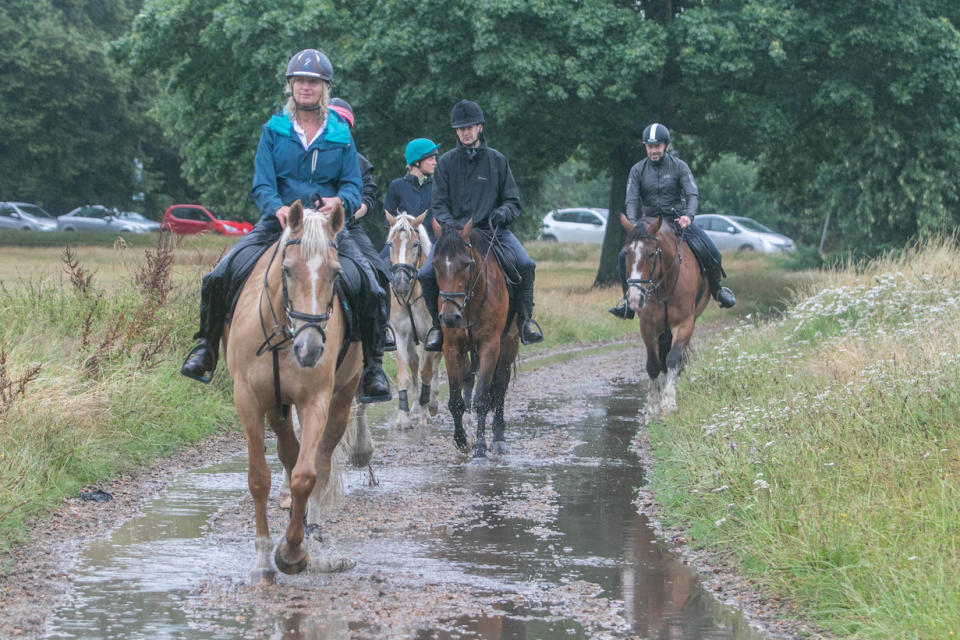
(594, 142, 639, 287)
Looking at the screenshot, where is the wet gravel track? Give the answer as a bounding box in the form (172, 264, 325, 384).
(0, 345, 826, 639)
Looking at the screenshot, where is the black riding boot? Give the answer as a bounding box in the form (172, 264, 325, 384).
(421, 268, 444, 352)
(706, 262, 736, 308)
(517, 272, 544, 345)
(180, 335, 219, 383)
(358, 292, 392, 403)
(608, 249, 634, 319)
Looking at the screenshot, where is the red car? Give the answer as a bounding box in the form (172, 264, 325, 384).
(160, 204, 253, 236)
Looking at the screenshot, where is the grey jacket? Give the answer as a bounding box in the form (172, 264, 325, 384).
(625, 153, 699, 223)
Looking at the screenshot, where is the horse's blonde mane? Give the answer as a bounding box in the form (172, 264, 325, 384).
(282, 208, 332, 261)
(387, 213, 432, 256)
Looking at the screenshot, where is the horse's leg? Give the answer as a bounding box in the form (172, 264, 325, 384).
(644, 343, 663, 419)
(425, 351, 441, 417)
(236, 389, 275, 585)
(343, 394, 373, 469)
(392, 327, 414, 430)
(489, 338, 518, 455)
(407, 338, 422, 424)
(443, 346, 470, 452)
(275, 400, 329, 575)
(471, 341, 502, 459)
(661, 320, 695, 415)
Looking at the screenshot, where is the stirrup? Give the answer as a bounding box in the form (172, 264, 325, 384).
(519, 318, 544, 345)
(424, 326, 443, 352)
(384, 324, 397, 352)
(358, 366, 392, 404)
(180, 341, 215, 384)
(715, 286, 737, 309)
(608, 300, 634, 320)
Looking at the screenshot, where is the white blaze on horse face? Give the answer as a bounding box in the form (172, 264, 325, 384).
(627, 240, 646, 310)
(397, 233, 409, 263)
(307, 254, 326, 314)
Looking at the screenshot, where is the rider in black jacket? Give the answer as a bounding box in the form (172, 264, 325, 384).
(610, 123, 736, 318)
(418, 99, 544, 349)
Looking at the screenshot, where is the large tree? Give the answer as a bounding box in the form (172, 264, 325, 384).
(125, 0, 665, 227)
(0, 0, 147, 214)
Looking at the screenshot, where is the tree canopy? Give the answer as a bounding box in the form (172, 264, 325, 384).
(3, 0, 958, 261)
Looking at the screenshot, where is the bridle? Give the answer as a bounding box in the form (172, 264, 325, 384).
(437, 231, 496, 325)
(257, 236, 336, 356)
(626, 229, 684, 306)
(388, 229, 424, 307)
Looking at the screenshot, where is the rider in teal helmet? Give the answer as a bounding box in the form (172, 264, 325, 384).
(404, 138, 441, 167)
(383, 137, 441, 245)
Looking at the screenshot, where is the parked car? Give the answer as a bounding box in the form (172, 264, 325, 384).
(0, 201, 58, 231)
(161, 204, 253, 236)
(539, 207, 609, 243)
(58, 205, 159, 233)
(115, 210, 162, 232)
(695, 213, 796, 253)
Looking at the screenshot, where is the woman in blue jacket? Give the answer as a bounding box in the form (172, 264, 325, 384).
(180, 49, 391, 402)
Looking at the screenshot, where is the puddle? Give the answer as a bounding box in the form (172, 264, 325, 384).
(45, 351, 768, 639)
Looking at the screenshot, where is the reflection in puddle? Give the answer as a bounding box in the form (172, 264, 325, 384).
(45, 352, 768, 639)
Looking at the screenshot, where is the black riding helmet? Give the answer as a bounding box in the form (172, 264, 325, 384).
(450, 100, 485, 128)
(285, 49, 333, 82)
(642, 123, 670, 145)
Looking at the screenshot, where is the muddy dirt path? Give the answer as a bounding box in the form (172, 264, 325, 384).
(0, 346, 823, 639)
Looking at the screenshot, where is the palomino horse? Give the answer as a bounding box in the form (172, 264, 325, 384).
(383, 210, 441, 428)
(430, 218, 519, 459)
(620, 214, 710, 418)
(223, 200, 366, 584)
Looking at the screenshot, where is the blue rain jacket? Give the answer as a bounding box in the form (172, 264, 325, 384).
(251, 109, 362, 223)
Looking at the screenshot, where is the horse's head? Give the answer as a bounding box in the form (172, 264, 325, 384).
(280, 200, 344, 367)
(385, 210, 430, 299)
(620, 214, 670, 312)
(431, 217, 476, 328)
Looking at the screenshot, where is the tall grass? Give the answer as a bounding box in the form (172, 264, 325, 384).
(644, 237, 960, 638)
(0, 238, 235, 552)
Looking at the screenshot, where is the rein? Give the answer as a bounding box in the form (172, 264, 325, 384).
(626, 227, 685, 317)
(256, 237, 335, 357)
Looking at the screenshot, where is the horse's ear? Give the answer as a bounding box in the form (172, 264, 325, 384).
(460, 218, 474, 240)
(649, 216, 663, 234)
(289, 200, 304, 230)
(619, 213, 633, 234)
(385, 210, 396, 227)
(413, 210, 428, 227)
(431, 217, 443, 238)
(328, 201, 345, 234)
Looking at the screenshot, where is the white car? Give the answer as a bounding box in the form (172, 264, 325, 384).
(695, 213, 796, 253)
(540, 207, 608, 243)
(0, 202, 58, 231)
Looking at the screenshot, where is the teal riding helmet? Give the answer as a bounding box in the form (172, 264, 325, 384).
(404, 138, 441, 166)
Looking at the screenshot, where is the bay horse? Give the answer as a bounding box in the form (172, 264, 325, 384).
(430, 218, 519, 459)
(223, 200, 366, 584)
(383, 210, 441, 429)
(620, 214, 710, 418)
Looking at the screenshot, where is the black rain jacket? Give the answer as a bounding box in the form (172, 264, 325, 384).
(625, 153, 698, 223)
(431, 139, 521, 230)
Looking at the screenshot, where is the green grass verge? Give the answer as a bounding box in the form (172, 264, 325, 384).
(0, 238, 804, 556)
(644, 240, 960, 637)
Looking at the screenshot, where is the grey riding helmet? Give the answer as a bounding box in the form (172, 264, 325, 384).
(642, 123, 670, 145)
(285, 49, 333, 82)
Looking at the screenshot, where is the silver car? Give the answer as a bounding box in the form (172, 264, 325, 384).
(58, 205, 158, 233)
(695, 213, 796, 253)
(539, 207, 609, 243)
(0, 201, 58, 231)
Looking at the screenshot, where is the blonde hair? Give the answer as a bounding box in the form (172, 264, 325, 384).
(284, 79, 330, 125)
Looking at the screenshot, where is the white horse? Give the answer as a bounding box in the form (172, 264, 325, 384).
(382, 210, 441, 429)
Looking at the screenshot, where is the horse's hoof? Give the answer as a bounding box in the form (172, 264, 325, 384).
(279, 495, 292, 511)
(248, 567, 276, 586)
(274, 543, 309, 575)
(304, 523, 323, 542)
(429, 404, 438, 417)
(470, 454, 490, 467)
(490, 440, 508, 455)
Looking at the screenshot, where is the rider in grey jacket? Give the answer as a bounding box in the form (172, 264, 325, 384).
(610, 123, 736, 318)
